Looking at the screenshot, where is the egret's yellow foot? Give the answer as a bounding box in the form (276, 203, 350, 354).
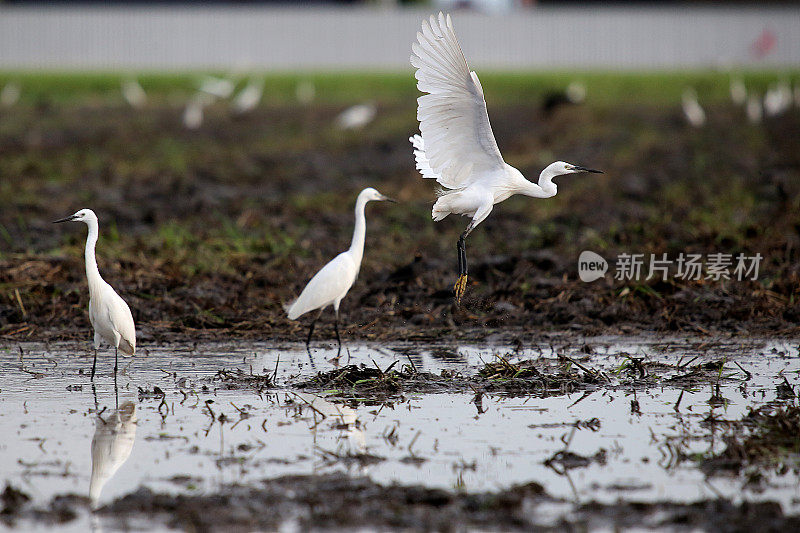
(453, 274, 468, 304)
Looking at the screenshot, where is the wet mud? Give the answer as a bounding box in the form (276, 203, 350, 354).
(5, 473, 799, 532)
(1, 95, 799, 345)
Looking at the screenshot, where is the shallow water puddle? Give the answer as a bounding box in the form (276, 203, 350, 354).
(1, 338, 798, 530)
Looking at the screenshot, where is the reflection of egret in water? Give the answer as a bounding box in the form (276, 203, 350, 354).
(294, 392, 365, 455)
(89, 401, 137, 509)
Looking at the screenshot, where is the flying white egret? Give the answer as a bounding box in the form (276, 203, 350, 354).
(681, 88, 706, 127)
(409, 13, 602, 303)
(335, 103, 376, 130)
(232, 78, 264, 115)
(54, 209, 136, 379)
(286, 188, 394, 352)
(121, 78, 146, 109)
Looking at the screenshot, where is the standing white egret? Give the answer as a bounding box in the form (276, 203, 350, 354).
(0, 81, 20, 107)
(746, 94, 763, 124)
(121, 78, 147, 109)
(286, 188, 394, 352)
(730, 76, 747, 106)
(681, 88, 706, 127)
(335, 103, 376, 130)
(54, 209, 136, 379)
(232, 78, 264, 115)
(409, 13, 602, 303)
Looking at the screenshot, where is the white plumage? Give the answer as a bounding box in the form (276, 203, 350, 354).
(232, 78, 264, 115)
(409, 13, 602, 303)
(286, 188, 394, 351)
(121, 78, 147, 109)
(55, 209, 136, 379)
(335, 103, 376, 130)
(0, 81, 21, 107)
(681, 88, 706, 128)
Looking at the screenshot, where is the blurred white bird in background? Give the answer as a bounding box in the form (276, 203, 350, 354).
(232, 78, 264, 115)
(409, 13, 602, 303)
(335, 103, 376, 130)
(0, 81, 21, 107)
(54, 209, 136, 379)
(198, 75, 235, 100)
(183, 93, 211, 129)
(89, 402, 137, 509)
(296, 79, 316, 105)
(121, 78, 147, 109)
(763, 80, 792, 117)
(746, 94, 763, 123)
(681, 88, 706, 127)
(729, 76, 747, 106)
(286, 188, 395, 354)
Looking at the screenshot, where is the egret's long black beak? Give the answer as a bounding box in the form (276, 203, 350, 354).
(53, 215, 76, 224)
(573, 166, 604, 174)
(380, 195, 398, 203)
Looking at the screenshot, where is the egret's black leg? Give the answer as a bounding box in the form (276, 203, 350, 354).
(454, 227, 471, 304)
(114, 347, 119, 377)
(91, 349, 98, 381)
(306, 310, 323, 351)
(92, 383, 99, 412)
(334, 310, 342, 356)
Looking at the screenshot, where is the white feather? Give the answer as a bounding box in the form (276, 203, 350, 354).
(410, 12, 505, 190)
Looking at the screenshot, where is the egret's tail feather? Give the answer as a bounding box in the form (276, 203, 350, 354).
(285, 299, 301, 320)
(119, 337, 135, 356)
(432, 196, 450, 221)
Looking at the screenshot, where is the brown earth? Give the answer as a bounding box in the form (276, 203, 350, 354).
(1, 96, 799, 346)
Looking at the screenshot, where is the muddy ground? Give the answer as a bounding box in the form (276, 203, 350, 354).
(1, 76, 799, 346)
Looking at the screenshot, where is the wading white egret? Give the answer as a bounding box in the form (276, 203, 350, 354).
(54, 209, 136, 379)
(286, 188, 394, 352)
(409, 13, 602, 303)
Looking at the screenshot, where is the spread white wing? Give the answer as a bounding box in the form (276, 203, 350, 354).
(411, 13, 505, 190)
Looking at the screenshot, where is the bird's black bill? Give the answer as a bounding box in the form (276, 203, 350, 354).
(381, 195, 398, 203)
(573, 166, 604, 174)
(53, 215, 77, 223)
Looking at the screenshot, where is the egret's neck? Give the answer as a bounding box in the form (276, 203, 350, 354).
(512, 167, 557, 199)
(349, 196, 368, 265)
(84, 219, 104, 293)
(536, 167, 559, 197)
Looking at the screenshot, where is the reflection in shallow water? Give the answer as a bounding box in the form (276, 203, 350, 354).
(90, 401, 137, 509)
(294, 392, 366, 455)
(0, 338, 798, 530)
